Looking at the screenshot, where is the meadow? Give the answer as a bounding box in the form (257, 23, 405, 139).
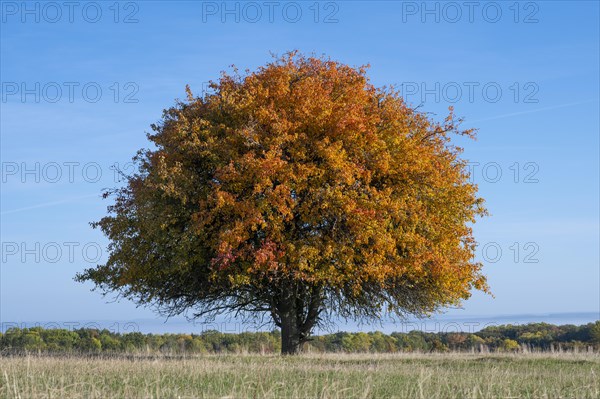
(1, 352, 598, 398)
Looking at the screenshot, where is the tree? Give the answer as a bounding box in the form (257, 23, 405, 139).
(501, 338, 520, 352)
(582, 321, 600, 345)
(341, 332, 373, 352)
(445, 332, 468, 350)
(43, 329, 80, 352)
(76, 52, 488, 354)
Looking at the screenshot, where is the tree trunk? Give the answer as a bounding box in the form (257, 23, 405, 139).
(280, 311, 302, 355)
(275, 284, 322, 355)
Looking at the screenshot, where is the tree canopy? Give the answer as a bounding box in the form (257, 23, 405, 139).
(76, 52, 488, 354)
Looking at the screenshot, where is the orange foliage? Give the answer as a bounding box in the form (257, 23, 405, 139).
(78, 52, 488, 343)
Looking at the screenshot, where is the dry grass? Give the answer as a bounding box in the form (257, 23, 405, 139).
(1, 352, 598, 398)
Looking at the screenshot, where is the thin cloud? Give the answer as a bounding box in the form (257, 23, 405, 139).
(470, 99, 598, 123)
(1, 193, 101, 215)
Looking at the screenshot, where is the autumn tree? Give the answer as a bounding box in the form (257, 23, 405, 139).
(76, 52, 488, 355)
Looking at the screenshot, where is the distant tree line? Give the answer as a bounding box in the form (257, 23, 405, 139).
(1, 322, 598, 354)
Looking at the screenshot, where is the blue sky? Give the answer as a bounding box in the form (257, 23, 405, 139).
(1, 1, 599, 332)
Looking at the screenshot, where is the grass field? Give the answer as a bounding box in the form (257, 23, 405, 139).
(1, 352, 598, 398)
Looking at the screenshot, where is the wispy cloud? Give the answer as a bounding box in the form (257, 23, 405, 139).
(1, 193, 100, 215)
(470, 99, 598, 123)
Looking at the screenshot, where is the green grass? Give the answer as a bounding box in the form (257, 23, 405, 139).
(1, 352, 598, 398)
